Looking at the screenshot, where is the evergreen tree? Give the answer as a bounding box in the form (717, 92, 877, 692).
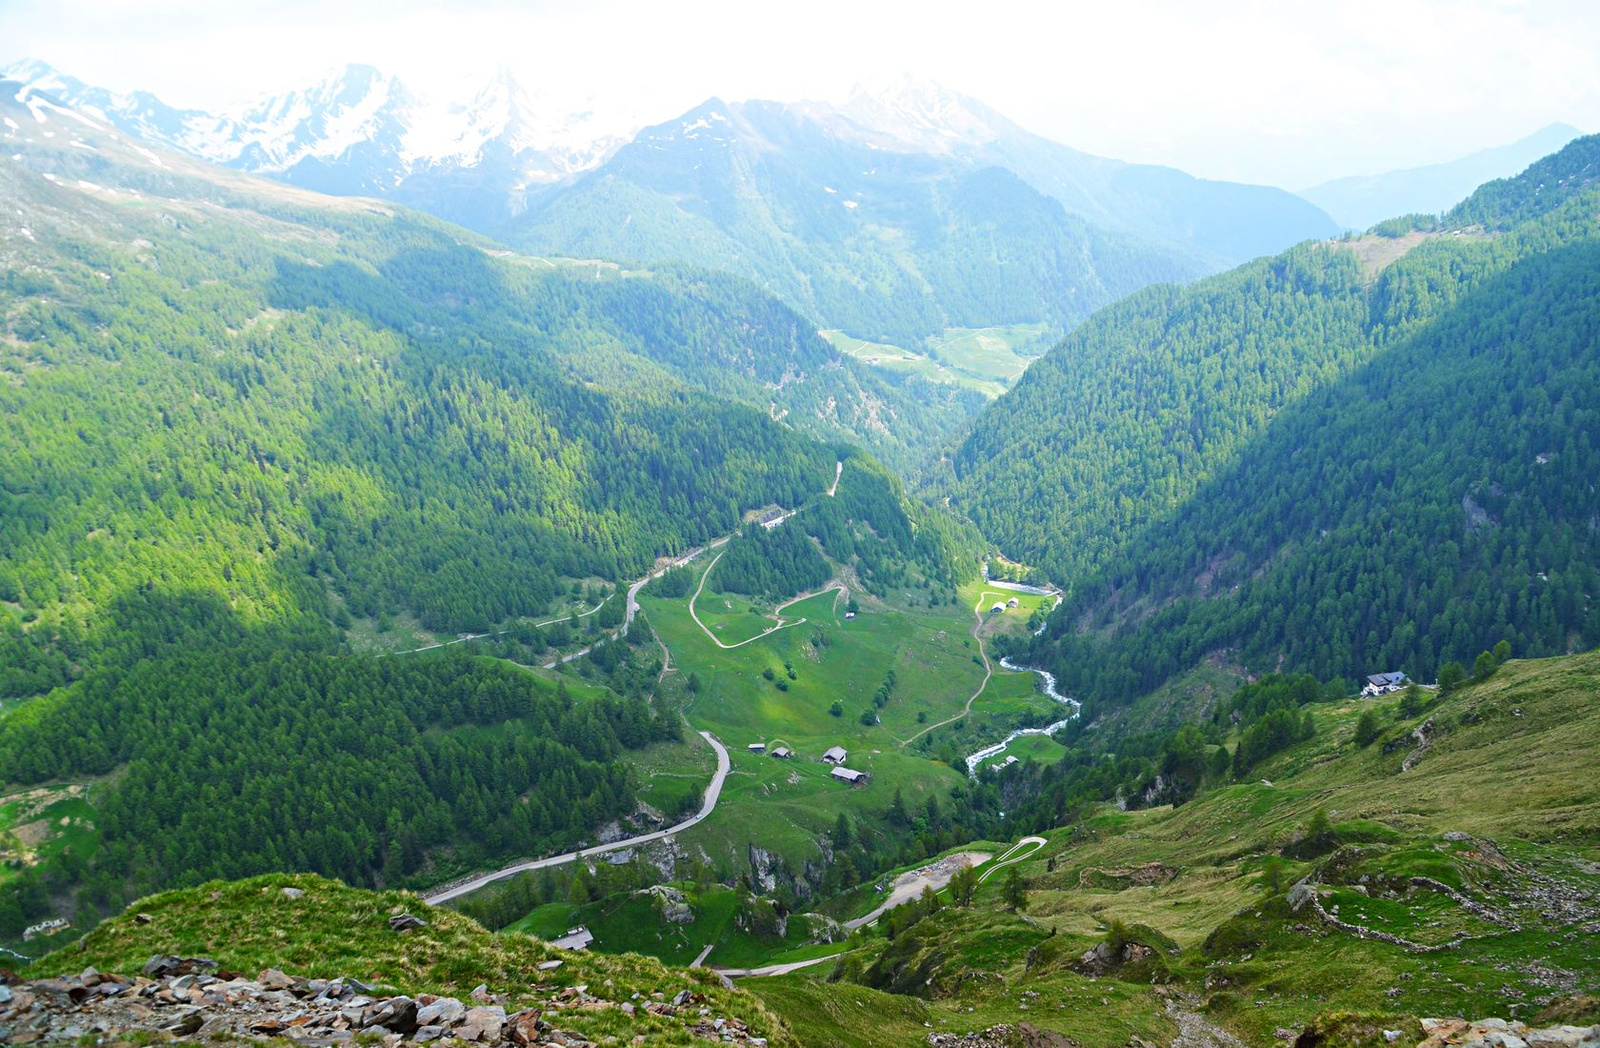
(1002, 867, 1028, 912)
(1354, 709, 1382, 748)
(831, 812, 853, 850)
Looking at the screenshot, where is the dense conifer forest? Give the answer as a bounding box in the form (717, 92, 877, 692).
(0, 98, 967, 931)
(0, 648, 674, 934)
(961, 136, 1600, 706)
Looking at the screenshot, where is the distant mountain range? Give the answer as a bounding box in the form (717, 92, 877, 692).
(3, 60, 1342, 344)
(0, 58, 636, 232)
(836, 77, 1340, 264)
(506, 78, 1343, 344)
(1298, 122, 1584, 230)
(508, 95, 1219, 346)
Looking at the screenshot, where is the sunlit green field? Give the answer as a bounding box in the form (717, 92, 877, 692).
(0, 784, 98, 890)
(641, 561, 1062, 873)
(925, 324, 1051, 379)
(821, 322, 1052, 399)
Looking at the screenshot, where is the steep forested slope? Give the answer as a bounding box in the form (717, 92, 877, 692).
(955, 135, 1600, 706)
(0, 85, 972, 932)
(0, 85, 977, 696)
(712, 451, 977, 603)
(0, 649, 675, 912)
(510, 99, 1207, 348)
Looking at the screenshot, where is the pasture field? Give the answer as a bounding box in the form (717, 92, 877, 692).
(749, 653, 1600, 1046)
(638, 559, 1063, 873)
(619, 736, 718, 820)
(924, 323, 1052, 380)
(821, 323, 1051, 399)
(0, 784, 97, 890)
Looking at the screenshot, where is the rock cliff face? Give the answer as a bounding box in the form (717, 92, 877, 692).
(0, 957, 778, 1047)
(745, 843, 830, 901)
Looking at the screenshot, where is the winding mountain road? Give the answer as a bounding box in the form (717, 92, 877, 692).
(686, 550, 845, 650)
(976, 836, 1046, 883)
(422, 731, 731, 905)
(714, 835, 1048, 977)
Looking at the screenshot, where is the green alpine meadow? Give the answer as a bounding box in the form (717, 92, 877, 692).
(2, 7, 1597, 1046)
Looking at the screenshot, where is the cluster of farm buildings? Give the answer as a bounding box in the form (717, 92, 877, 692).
(746, 741, 869, 784)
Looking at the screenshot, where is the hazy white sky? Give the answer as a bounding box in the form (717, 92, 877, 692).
(3, 0, 1597, 188)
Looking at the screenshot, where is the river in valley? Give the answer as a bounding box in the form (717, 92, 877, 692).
(963, 656, 1080, 777)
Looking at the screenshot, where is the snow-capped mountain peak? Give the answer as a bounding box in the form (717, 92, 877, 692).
(840, 74, 1010, 155)
(3, 57, 72, 94)
(216, 63, 414, 171)
(0, 58, 637, 221)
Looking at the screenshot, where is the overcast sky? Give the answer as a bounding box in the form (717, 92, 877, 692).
(3, 0, 1597, 188)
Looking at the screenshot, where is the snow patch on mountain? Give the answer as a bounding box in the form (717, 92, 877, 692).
(839, 74, 1008, 155)
(1, 57, 639, 215)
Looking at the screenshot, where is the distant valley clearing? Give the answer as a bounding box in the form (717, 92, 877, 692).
(822, 322, 1051, 398)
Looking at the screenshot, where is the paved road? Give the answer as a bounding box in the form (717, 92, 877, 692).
(422, 731, 731, 905)
(398, 463, 841, 664)
(715, 835, 1047, 977)
(623, 537, 732, 637)
(540, 538, 732, 669)
(715, 953, 841, 979)
(976, 836, 1047, 884)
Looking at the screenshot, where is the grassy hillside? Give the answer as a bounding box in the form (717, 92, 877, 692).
(29, 872, 801, 1047)
(24, 654, 1595, 1046)
(742, 651, 1600, 1046)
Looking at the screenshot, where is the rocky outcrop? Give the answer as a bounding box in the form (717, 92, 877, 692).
(1401, 718, 1437, 772)
(0, 958, 775, 1047)
(638, 884, 695, 925)
(801, 913, 846, 944)
(1288, 877, 1469, 953)
(748, 844, 785, 895)
(1075, 940, 1157, 974)
(1414, 1016, 1599, 1047)
(744, 843, 829, 902)
(926, 1022, 1080, 1047)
